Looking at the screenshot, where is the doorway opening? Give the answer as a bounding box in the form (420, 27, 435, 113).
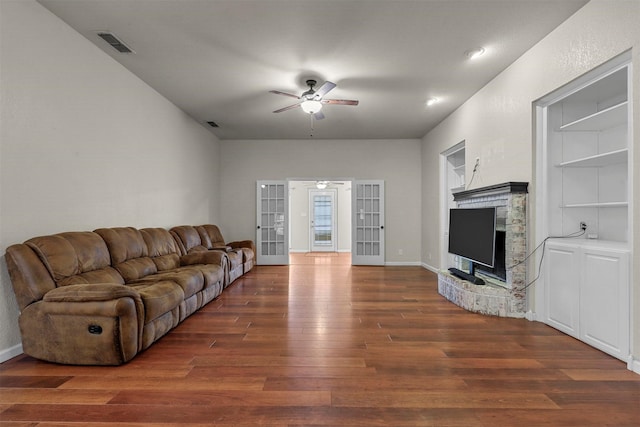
(288, 180, 352, 262)
(257, 179, 384, 266)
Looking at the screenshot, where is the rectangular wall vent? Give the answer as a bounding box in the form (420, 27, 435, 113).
(97, 32, 134, 54)
(207, 121, 219, 128)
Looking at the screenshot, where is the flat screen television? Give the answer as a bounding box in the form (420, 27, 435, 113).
(448, 207, 496, 277)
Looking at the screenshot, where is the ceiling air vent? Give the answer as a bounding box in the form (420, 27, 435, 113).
(96, 32, 134, 54)
(206, 121, 219, 128)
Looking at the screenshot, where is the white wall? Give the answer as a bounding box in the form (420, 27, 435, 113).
(421, 0, 640, 361)
(0, 1, 221, 360)
(219, 139, 422, 264)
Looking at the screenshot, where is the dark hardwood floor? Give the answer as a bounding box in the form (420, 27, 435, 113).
(1, 253, 639, 426)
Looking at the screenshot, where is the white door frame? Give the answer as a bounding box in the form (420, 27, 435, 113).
(286, 177, 353, 256)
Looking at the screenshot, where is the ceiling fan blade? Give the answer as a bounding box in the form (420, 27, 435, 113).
(322, 99, 359, 106)
(269, 90, 301, 99)
(273, 103, 301, 113)
(314, 81, 336, 99)
(313, 111, 325, 120)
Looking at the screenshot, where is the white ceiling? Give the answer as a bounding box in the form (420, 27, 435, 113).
(38, 0, 588, 140)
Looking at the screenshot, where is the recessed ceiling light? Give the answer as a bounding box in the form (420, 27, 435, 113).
(426, 97, 439, 107)
(465, 47, 485, 60)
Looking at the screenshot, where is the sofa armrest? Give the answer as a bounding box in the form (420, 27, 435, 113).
(5, 243, 57, 310)
(180, 250, 226, 267)
(20, 283, 144, 365)
(43, 283, 141, 304)
(228, 240, 256, 255)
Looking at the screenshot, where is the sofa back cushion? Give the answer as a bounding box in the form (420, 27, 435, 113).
(94, 227, 157, 282)
(170, 225, 209, 254)
(25, 232, 124, 287)
(140, 228, 181, 271)
(197, 224, 226, 249)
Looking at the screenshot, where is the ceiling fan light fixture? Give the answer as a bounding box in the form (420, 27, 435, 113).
(426, 97, 439, 106)
(301, 99, 323, 114)
(465, 47, 485, 60)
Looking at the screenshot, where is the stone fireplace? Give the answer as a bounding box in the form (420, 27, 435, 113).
(438, 182, 528, 318)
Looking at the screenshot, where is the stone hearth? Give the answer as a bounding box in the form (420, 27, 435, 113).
(438, 182, 528, 318)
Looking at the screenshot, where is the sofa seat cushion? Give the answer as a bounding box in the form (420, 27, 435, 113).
(190, 264, 224, 289)
(128, 281, 184, 324)
(115, 257, 158, 282)
(133, 267, 204, 299)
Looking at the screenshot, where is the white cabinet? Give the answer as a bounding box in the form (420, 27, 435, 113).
(536, 52, 631, 364)
(545, 240, 629, 361)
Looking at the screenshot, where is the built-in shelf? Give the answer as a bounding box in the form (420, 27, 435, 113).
(557, 148, 627, 168)
(562, 201, 627, 208)
(558, 101, 627, 131)
(539, 58, 631, 363)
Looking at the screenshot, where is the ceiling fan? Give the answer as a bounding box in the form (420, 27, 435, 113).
(270, 79, 359, 120)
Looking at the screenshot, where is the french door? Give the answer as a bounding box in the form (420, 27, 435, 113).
(256, 181, 288, 265)
(352, 180, 384, 265)
(309, 189, 337, 252)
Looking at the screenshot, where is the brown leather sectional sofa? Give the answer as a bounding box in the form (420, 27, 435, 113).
(5, 224, 254, 365)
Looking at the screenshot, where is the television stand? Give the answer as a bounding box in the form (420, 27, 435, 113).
(448, 268, 485, 285)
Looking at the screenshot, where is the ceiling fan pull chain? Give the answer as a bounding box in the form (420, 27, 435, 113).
(310, 114, 315, 137)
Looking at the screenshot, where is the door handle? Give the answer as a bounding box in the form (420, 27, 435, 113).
(381, 226, 384, 229)
(257, 226, 261, 229)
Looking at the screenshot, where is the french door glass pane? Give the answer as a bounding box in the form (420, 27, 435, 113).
(314, 195, 332, 245)
(260, 183, 286, 256)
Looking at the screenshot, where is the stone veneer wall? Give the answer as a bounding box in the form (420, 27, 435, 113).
(438, 182, 528, 318)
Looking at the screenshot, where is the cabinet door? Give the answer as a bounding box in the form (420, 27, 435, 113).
(580, 248, 629, 360)
(545, 242, 580, 338)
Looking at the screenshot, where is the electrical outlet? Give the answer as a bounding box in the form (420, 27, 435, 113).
(398, 249, 403, 256)
(580, 221, 587, 231)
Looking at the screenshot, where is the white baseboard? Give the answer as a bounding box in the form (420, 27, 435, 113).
(385, 261, 422, 266)
(421, 262, 439, 273)
(289, 249, 352, 253)
(629, 356, 640, 375)
(0, 343, 23, 363)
